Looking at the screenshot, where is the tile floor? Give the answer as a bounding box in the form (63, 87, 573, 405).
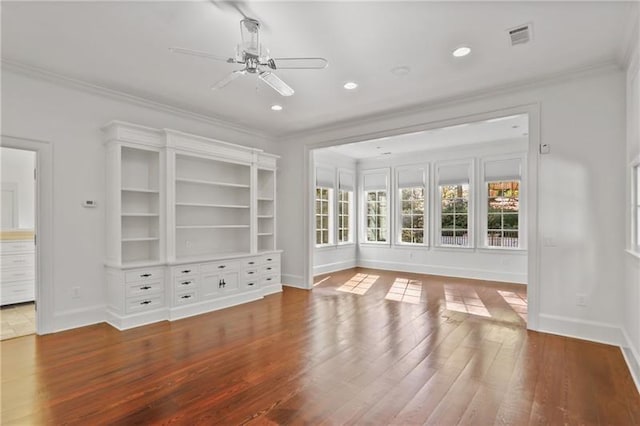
(1, 302, 36, 340)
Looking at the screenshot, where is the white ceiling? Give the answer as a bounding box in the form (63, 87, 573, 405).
(327, 113, 528, 159)
(1, 1, 635, 138)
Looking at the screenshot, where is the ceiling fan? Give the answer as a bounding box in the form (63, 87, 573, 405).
(169, 17, 328, 97)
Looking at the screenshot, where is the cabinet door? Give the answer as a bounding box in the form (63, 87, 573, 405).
(220, 271, 239, 293)
(201, 272, 221, 299)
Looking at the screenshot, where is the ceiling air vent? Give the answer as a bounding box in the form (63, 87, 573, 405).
(508, 23, 533, 46)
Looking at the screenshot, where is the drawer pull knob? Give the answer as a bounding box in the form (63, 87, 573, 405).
(181, 294, 192, 299)
(266, 267, 272, 270)
(248, 271, 254, 275)
(181, 281, 192, 286)
(140, 273, 152, 278)
(218, 265, 226, 269)
(248, 261, 255, 265)
(248, 282, 255, 286)
(266, 278, 272, 281)
(267, 258, 272, 261)
(181, 269, 191, 274)
(140, 300, 152, 305)
(140, 286, 151, 290)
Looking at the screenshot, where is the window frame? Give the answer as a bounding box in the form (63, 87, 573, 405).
(434, 160, 474, 249)
(314, 186, 333, 247)
(395, 165, 428, 246)
(337, 189, 354, 245)
(480, 154, 526, 251)
(360, 168, 390, 246)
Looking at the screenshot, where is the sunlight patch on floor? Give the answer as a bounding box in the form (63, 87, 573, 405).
(384, 278, 422, 304)
(444, 285, 491, 317)
(337, 273, 379, 295)
(497, 290, 528, 321)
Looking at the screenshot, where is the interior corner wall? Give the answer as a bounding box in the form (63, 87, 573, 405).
(277, 68, 627, 345)
(623, 36, 640, 388)
(1, 69, 276, 332)
(312, 150, 358, 276)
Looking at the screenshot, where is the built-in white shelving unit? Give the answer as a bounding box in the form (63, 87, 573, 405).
(104, 121, 281, 331)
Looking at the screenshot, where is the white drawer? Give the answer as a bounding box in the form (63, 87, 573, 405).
(261, 265, 279, 275)
(244, 269, 259, 279)
(175, 290, 198, 305)
(260, 274, 280, 287)
(1, 280, 35, 305)
(201, 260, 240, 273)
(126, 280, 163, 298)
(1, 268, 35, 282)
(242, 257, 260, 268)
(126, 294, 164, 314)
(125, 268, 164, 283)
(260, 253, 280, 266)
(174, 276, 198, 290)
(0, 241, 34, 254)
(173, 265, 199, 278)
(242, 279, 259, 290)
(1, 254, 35, 269)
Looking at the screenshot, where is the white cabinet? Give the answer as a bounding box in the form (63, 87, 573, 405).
(1, 239, 35, 306)
(104, 121, 282, 330)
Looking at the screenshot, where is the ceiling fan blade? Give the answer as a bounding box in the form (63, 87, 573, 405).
(211, 69, 246, 90)
(169, 47, 235, 63)
(271, 57, 328, 70)
(258, 71, 294, 96)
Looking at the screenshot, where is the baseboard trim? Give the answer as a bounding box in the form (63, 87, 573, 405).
(168, 291, 263, 322)
(313, 259, 357, 275)
(261, 283, 283, 296)
(537, 313, 624, 347)
(105, 308, 167, 331)
(621, 328, 640, 394)
(282, 274, 307, 289)
(356, 259, 526, 284)
(51, 304, 106, 333)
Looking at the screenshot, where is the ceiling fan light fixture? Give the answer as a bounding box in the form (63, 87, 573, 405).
(452, 46, 472, 57)
(343, 81, 358, 90)
(270, 104, 283, 111)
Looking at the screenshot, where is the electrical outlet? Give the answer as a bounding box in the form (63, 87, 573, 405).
(72, 287, 80, 299)
(576, 293, 587, 307)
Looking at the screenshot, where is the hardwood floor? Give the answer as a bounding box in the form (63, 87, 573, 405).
(1, 267, 638, 425)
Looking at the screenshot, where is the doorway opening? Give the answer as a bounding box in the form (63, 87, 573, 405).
(1, 146, 37, 339)
(307, 109, 537, 327)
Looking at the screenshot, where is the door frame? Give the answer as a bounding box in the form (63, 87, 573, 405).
(1, 135, 54, 335)
(303, 103, 541, 331)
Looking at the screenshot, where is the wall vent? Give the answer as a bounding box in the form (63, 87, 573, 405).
(508, 23, 533, 46)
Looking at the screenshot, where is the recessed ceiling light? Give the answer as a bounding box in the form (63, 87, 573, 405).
(270, 104, 283, 111)
(391, 66, 411, 76)
(452, 46, 471, 58)
(343, 81, 358, 90)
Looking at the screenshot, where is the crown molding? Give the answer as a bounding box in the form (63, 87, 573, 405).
(619, 2, 639, 69)
(279, 59, 621, 143)
(1, 58, 273, 142)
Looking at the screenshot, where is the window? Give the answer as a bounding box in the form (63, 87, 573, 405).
(634, 164, 640, 253)
(366, 190, 387, 242)
(400, 188, 425, 244)
(337, 190, 352, 243)
(315, 187, 332, 245)
(487, 181, 520, 248)
(362, 169, 389, 243)
(440, 184, 470, 246)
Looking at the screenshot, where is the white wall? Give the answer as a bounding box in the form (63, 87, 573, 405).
(623, 22, 640, 389)
(1, 69, 276, 331)
(0, 147, 35, 229)
(356, 139, 528, 284)
(312, 149, 358, 275)
(277, 67, 627, 344)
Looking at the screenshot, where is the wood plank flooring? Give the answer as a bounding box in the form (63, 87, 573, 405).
(1, 267, 638, 425)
